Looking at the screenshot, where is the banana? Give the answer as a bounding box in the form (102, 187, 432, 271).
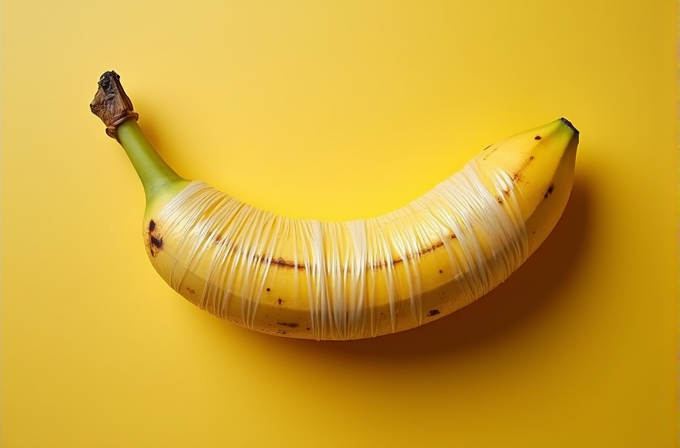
(90, 71, 579, 340)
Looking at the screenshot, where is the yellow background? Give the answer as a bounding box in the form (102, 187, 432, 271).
(1, 1, 677, 447)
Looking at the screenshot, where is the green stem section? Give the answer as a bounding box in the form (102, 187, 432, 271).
(116, 119, 188, 203)
(89, 71, 190, 207)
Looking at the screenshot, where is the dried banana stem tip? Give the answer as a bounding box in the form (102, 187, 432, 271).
(89, 70, 139, 139)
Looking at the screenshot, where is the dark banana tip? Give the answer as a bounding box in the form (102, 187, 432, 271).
(90, 70, 139, 139)
(560, 117, 579, 134)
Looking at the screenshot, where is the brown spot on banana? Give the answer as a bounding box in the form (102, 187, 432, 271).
(147, 219, 163, 257)
(205, 234, 456, 270)
(151, 236, 163, 250)
(543, 183, 555, 199)
(512, 155, 535, 182)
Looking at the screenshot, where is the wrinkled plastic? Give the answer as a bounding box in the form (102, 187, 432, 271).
(154, 159, 528, 340)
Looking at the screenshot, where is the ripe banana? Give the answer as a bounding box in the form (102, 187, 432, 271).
(90, 71, 579, 341)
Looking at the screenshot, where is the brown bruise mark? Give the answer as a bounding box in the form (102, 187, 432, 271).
(544, 183, 555, 199)
(277, 298, 283, 305)
(276, 330, 288, 335)
(495, 195, 504, 205)
(439, 270, 443, 274)
(512, 155, 535, 182)
(277, 322, 299, 328)
(258, 255, 299, 268)
(273, 258, 297, 268)
(249, 235, 456, 270)
(211, 229, 457, 269)
(151, 236, 163, 249)
(208, 217, 461, 271)
(148, 220, 163, 257)
(427, 309, 441, 317)
(186, 287, 196, 296)
(534, 135, 542, 140)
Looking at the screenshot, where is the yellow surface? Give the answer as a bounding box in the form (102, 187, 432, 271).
(1, 1, 677, 447)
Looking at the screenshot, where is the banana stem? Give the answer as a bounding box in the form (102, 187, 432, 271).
(90, 71, 186, 202)
(116, 119, 185, 201)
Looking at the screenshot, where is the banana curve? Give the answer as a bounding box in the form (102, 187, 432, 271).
(90, 71, 578, 341)
(145, 157, 530, 340)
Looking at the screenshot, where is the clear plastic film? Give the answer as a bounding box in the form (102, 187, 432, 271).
(153, 159, 528, 340)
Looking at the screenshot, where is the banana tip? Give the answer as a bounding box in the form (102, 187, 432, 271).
(560, 117, 579, 134)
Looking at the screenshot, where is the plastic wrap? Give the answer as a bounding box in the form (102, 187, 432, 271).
(153, 158, 528, 339)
